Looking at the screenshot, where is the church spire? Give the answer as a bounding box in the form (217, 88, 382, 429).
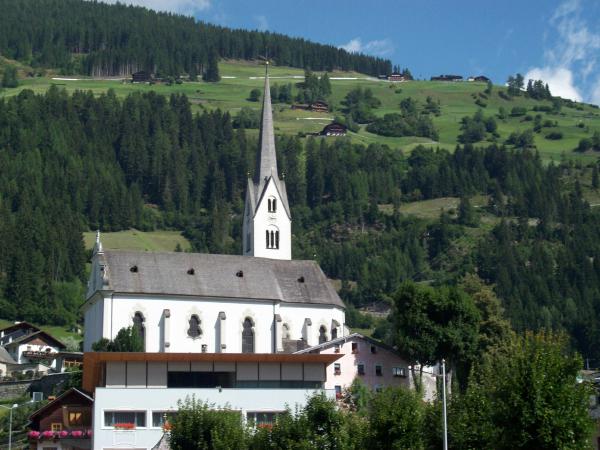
(254, 62, 278, 183)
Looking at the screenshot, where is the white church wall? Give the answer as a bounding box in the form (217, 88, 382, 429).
(104, 294, 276, 353)
(279, 304, 346, 347)
(85, 293, 345, 354)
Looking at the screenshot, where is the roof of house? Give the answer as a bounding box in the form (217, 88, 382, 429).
(29, 388, 93, 422)
(0, 347, 16, 364)
(0, 322, 41, 335)
(4, 330, 66, 349)
(294, 332, 405, 358)
(93, 250, 344, 308)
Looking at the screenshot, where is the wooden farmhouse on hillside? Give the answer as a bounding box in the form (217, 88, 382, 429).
(131, 71, 154, 83)
(320, 122, 347, 137)
(292, 101, 330, 113)
(388, 72, 405, 82)
(431, 74, 463, 82)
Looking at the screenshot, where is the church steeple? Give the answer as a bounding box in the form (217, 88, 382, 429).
(242, 62, 292, 260)
(255, 62, 278, 183)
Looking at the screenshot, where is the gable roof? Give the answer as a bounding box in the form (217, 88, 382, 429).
(89, 250, 344, 308)
(0, 322, 41, 335)
(294, 332, 405, 358)
(29, 387, 93, 422)
(4, 330, 66, 349)
(0, 347, 16, 364)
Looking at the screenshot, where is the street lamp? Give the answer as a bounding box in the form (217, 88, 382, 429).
(441, 359, 448, 450)
(0, 403, 19, 450)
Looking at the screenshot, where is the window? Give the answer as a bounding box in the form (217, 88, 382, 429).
(282, 323, 290, 340)
(266, 228, 280, 249)
(132, 312, 145, 349)
(357, 364, 365, 375)
(370, 345, 377, 354)
(104, 411, 146, 428)
(152, 411, 177, 428)
(247, 411, 281, 427)
(335, 385, 342, 399)
(392, 367, 407, 377)
(318, 326, 327, 344)
(267, 197, 277, 213)
(375, 364, 383, 376)
(242, 318, 254, 353)
(334, 363, 341, 375)
(331, 327, 338, 339)
(334, 344, 341, 353)
(51, 423, 62, 432)
(351, 343, 358, 354)
(68, 411, 83, 426)
(187, 315, 202, 338)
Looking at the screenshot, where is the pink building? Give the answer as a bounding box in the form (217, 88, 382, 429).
(295, 333, 414, 398)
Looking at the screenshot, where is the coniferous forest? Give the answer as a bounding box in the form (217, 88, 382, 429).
(0, 0, 391, 77)
(0, 86, 599, 364)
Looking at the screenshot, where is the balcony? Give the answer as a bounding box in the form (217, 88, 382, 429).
(22, 350, 57, 360)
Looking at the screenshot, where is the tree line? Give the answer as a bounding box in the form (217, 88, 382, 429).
(0, 0, 391, 77)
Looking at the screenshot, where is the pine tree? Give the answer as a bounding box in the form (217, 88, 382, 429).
(203, 51, 220, 82)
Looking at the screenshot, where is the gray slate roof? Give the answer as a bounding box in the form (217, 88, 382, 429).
(98, 250, 344, 308)
(0, 347, 16, 364)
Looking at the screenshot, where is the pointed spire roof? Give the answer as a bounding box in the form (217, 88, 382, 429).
(254, 62, 278, 184)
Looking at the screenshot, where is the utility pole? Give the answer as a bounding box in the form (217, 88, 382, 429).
(442, 359, 448, 450)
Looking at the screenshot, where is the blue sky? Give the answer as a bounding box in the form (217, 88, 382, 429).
(101, 0, 600, 104)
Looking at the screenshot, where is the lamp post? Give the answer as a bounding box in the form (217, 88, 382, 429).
(441, 359, 448, 450)
(0, 403, 19, 450)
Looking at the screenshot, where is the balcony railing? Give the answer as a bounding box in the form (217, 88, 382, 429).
(22, 350, 57, 360)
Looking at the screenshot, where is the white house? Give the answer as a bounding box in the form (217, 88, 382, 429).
(295, 333, 439, 401)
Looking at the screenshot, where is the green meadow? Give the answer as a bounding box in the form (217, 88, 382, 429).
(2, 60, 600, 162)
(82, 229, 191, 252)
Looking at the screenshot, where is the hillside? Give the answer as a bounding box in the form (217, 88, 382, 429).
(0, 0, 600, 370)
(2, 60, 598, 161)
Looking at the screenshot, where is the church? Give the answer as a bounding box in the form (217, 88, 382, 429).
(82, 64, 347, 355)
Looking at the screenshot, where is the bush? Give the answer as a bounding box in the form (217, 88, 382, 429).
(248, 88, 261, 102)
(510, 106, 527, 116)
(545, 131, 563, 140)
(170, 397, 247, 450)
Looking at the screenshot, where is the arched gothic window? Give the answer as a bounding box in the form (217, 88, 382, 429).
(188, 315, 202, 338)
(265, 227, 280, 249)
(242, 318, 255, 353)
(331, 327, 338, 340)
(319, 326, 328, 344)
(282, 323, 291, 340)
(132, 311, 145, 349)
(268, 197, 277, 213)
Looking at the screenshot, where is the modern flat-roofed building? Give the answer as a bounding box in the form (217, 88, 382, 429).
(83, 351, 341, 449)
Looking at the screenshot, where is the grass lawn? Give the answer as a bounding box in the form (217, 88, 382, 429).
(82, 229, 191, 252)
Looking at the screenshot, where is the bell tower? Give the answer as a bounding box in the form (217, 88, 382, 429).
(242, 62, 291, 260)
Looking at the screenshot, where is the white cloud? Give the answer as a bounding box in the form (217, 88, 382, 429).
(527, 0, 600, 103)
(254, 15, 269, 31)
(524, 66, 582, 102)
(93, 0, 210, 15)
(340, 37, 393, 57)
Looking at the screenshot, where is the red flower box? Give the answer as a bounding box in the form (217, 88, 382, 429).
(114, 422, 136, 430)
